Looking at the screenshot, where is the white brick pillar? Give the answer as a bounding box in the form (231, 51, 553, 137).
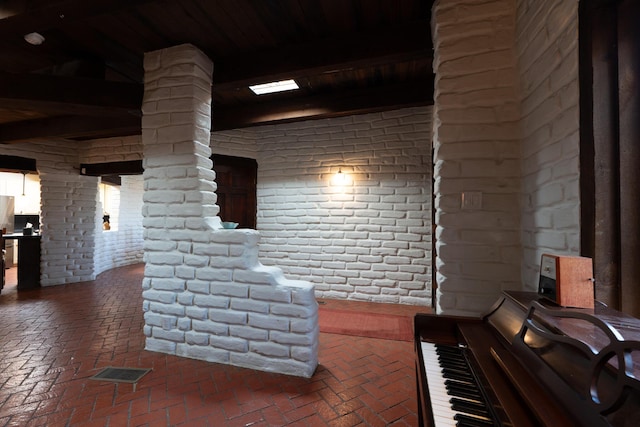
(141, 44, 318, 378)
(142, 44, 218, 228)
(431, 0, 522, 316)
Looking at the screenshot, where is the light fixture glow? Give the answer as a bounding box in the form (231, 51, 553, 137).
(331, 168, 350, 186)
(249, 79, 299, 95)
(24, 32, 45, 45)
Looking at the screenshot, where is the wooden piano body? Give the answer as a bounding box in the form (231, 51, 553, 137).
(414, 291, 640, 426)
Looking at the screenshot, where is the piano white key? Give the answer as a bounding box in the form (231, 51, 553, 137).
(421, 342, 458, 427)
(420, 342, 494, 427)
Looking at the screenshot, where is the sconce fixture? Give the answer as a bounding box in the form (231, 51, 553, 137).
(21, 171, 27, 196)
(331, 168, 349, 186)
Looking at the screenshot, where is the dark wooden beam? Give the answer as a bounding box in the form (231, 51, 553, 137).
(0, 0, 157, 35)
(212, 79, 433, 131)
(0, 115, 140, 144)
(0, 72, 142, 117)
(80, 160, 143, 176)
(0, 154, 37, 172)
(212, 21, 431, 90)
(0, 76, 431, 141)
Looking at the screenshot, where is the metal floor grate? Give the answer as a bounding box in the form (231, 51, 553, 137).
(90, 367, 151, 390)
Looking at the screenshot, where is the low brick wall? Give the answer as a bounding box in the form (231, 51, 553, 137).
(141, 44, 318, 377)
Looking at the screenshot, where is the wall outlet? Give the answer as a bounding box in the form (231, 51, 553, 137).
(461, 192, 482, 210)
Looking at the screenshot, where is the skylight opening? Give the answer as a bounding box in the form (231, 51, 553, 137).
(249, 79, 299, 95)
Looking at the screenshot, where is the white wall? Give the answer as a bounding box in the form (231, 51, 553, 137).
(0, 140, 99, 285)
(94, 176, 144, 275)
(432, 0, 522, 315)
(0, 172, 40, 215)
(516, 0, 581, 290)
(213, 106, 433, 306)
(80, 135, 145, 275)
(430, 0, 581, 314)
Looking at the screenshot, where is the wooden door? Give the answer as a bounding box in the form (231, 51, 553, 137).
(212, 154, 257, 229)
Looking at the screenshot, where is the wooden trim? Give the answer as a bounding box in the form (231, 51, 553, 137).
(80, 160, 143, 177)
(580, 0, 621, 309)
(617, 0, 640, 317)
(579, 0, 595, 261)
(0, 155, 37, 172)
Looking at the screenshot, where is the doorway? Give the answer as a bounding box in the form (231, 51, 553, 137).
(212, 154, 258, 229)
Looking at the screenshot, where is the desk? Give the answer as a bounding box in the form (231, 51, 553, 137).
(3, 233, 41, 290)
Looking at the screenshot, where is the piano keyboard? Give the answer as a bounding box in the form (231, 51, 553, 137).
(421, 342, 497, 427)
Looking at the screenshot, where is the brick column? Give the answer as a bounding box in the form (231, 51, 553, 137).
(142, 44, 218, 229)
(431, 0, 522, 315)
(141, 44, 318, 378)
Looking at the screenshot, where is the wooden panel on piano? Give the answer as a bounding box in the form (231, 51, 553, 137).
(458, 322, 575, 426)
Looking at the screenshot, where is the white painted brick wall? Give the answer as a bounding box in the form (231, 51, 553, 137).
(80, 135, 143, 163)
(211, 106, 432, 306)
(0, 140, 99, 286)
(141, 44, 318, 378)
(432, 0, 522, 315)
(39, 172, 98, 285)
(516, 0, 581, 289)
(94, 175, 144, 275)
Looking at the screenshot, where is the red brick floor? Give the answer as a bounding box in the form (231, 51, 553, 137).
(0, 264, 429, 426)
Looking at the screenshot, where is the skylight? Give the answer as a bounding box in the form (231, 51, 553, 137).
(249, 79, 299, 95)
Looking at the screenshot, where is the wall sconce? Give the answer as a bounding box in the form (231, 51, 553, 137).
(331, 168, 350, 186)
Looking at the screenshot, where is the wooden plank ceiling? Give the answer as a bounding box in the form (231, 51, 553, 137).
(0, 0, 433, 144)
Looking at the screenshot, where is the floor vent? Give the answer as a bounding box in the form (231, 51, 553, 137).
(90, 367, 151, 391)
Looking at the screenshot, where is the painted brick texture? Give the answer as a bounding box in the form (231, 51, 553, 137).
(211, 106, 433, 306)
(94, 175, 144, 275)
(516, 0, 581, 289)
(141, 44, 318, 378)
(0, 141, 100, 286)
(432, 0, 581, 314)
(432, 0, 522, 315)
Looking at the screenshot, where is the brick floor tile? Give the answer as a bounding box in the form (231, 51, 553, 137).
(260, 405, 289, 426)
(334, 398, 364, 417)
(310, 398, 339, 423)
(0, 264, 425, 426)
(327, 411, 362, 427)
(284, 402, 318, 423)
(354, 405, 388, 427)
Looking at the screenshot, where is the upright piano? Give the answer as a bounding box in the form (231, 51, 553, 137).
(414, 291, 640, 427)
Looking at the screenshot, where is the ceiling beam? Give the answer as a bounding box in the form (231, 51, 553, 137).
(0, 0, 157, 35)
(0, 72, 142, 117)
(80, 160, 143, 177)
(0, 78, 431, 142)
(212, 79, 433, 131)
(212, 21, 431, 90)
(0, 115, 140, 144)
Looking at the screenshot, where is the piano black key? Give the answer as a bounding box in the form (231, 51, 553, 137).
(450, 397, 490, 417)
(439, 357, 470, 369)
(445, 383, 484, 401)
(454, 413, 495, 427)
(436, 347, 466, 359)
(442, 368, 475, 383)
(445, 379, 480, 391)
